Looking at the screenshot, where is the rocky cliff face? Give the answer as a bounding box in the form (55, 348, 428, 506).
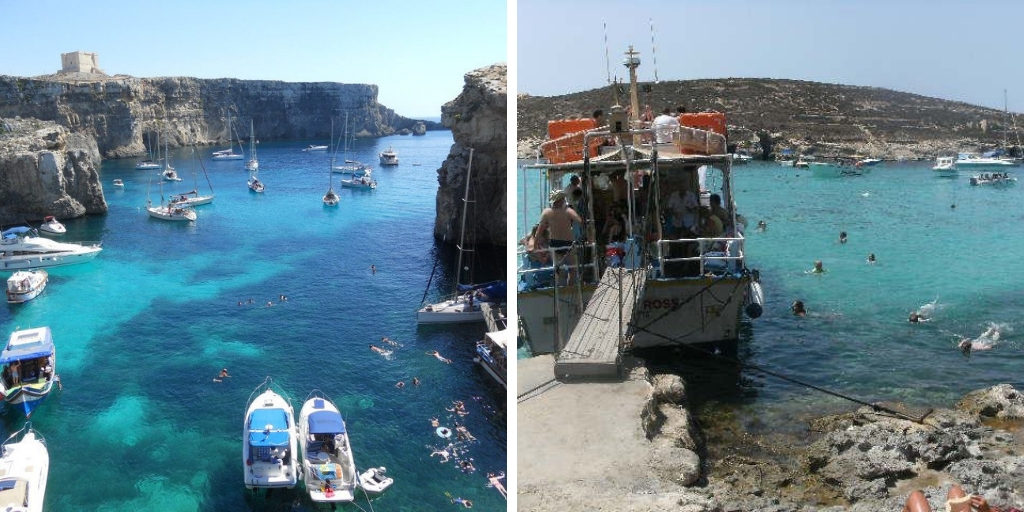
(0, 117, 107, 224)
(434, 64, 506, 248)
(0, 75, 443, 159)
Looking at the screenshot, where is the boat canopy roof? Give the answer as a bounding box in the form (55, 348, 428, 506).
(0, 327, 54, 364)
(248, 408, 290, 447)
(308, 409, 346, 434)
(1, 227, 33, 239)
(458, 280, 507, 301)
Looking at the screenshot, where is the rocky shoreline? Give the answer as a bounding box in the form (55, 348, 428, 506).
(519, 354, 1024, 511)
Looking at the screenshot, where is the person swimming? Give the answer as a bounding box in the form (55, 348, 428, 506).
(867, 253, 876, 264)
(791, 300, 806, 316)
(809, 260, 826, 274)
(839, 231, 848, 243)
(959, 324, 1005, 357)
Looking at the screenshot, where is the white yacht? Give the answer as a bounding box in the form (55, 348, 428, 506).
(0, 424, 49, 512)
(955, 152, 1015, 170)
(6, 270, 47, 304)
(379, 146, 399, 166)
(243, 377, 298, 491)
(0, 227, 102, 271)
(298, 391, 358, 503)
(134, 160, 161, 170)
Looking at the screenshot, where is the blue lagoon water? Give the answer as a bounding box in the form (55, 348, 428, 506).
(5, 131, 506, 511)
(517, 160, 1024, 436)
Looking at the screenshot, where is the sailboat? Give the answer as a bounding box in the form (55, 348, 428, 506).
(136, 129, 161, 170)
(416, 149, 505, 324)
(332, 113, 371, 176)
(147, 177, 196, 222)
(245, 120, 259, 172)
(212, 112, 244, 160)
(161, 132, 181, 182)
(170, 146, 215, 207)
(324, 119, 340, 206)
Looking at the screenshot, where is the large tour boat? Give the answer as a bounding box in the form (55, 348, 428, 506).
(517, 46, 763, 355)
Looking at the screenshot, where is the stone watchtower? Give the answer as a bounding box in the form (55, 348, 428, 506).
(59, 51, 105, 75)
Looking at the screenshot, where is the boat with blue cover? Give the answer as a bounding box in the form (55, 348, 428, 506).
(243, 377, 298, 491)
(298, 390, 358, 503)
(0, 327, 58, 418)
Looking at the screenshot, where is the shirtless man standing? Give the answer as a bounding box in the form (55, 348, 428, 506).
(537, 190, 582, 283)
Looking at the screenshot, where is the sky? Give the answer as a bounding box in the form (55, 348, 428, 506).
(0, 0, 507, 119)
(518, 0, 1024, 113)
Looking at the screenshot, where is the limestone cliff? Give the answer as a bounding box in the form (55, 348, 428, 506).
(0, 75, 443, 159)
(434, 64, 506, 248)
(0, 117, 107, 224)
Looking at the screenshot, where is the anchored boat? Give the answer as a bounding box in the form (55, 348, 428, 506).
(0, 327, 59, 418)
(297, 391, 358, 503)
(243, 377, 298, 491)
(6, 270, 48, 304)
(0, 423, 49, 512)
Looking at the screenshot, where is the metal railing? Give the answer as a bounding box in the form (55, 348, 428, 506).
(654, 235, 745, 277)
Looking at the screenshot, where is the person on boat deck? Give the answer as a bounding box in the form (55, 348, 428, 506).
(652, 107, 681, 144)
(666, 189, 699, 239)
(698, 207, 724, 238)
(592, 109, 606, 129)
(563, 175, 582, 204)
(520, 224, 551, 268)
(709, 194, 732, 231)
(538, 190, 582, 283)
(9, 361, 20, 386)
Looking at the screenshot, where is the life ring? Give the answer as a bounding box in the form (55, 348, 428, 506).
(436, 427, 452, 438)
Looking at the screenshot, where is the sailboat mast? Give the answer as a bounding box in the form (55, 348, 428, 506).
(453, 148, 474, 293)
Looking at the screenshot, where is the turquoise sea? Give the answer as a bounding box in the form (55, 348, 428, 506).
(5, 131, 506, 511)
(517, 160, 1024, 436)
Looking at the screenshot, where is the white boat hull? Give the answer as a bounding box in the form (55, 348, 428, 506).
(147, 206, 196, 222)
(6, 270, 47, 304)
(244, 388, 299, 490)
(357, 467, 393, 494)
(0, 429, 49, 512)
(0, 247, 101, 272)
(417, 296, 486, 324)
(173, 195, 214, 207)
(298, 393, 358, 503)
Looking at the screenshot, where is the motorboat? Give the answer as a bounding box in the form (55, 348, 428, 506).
(969, 172, 1017, 186)
(298, 391, 357, 503)
(418, 281, 506, 324)
(857, 157, 883, 167)
(212, 112, 244, 160)
(519, 46, 763, 354)
(248, 175, 265, 193)
(147, 201, 196, 222)
(808, 161, 869, 177)
(0, 423, 49, 512)
(379, 146, 399, 166)
(731, 152, 752, 165)
(932, 156, 957, 176)
(323, 188, 340, 206)
(0, 327, 58, 418)
(0, 227, 102, 271)
(6, 270, 48, 304)
(955, 152, 1015, 170)
(112, 179, 124, 188)
(243, 377, 298, 491)
(357, 467, 393, 494)
(302, 145, 328, 152)
(339, 171, 377, 190)
(38, 217, 65, 235)
(474, 328, 509, 390)
(134, 160, 161, 170)
(162, 169, 182, 182)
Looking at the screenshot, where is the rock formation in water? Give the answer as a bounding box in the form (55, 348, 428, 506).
(434, 64, 506, 247)
(0, 75, 443, 159)
(0, 117, 107, 224)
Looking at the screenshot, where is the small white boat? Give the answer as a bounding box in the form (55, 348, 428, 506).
(808, 161, 869, 177)
(112, 179, 124, 188)
(302, 145, 328, 152)
(298, 391, 357, 503)
(857, 157, 883, 167)
(244, 377, 299, 491)
(0, 423, 49, 512)
(146, 202, 197, 222)
(323, 188, 339, 206)
(417, 294, 485, 324)
(357, 467, 393, 494)
(6, 270, 48, 304)
(932, 156, 957, 175)
(163, 169, 182, 182)
(37, 217, 65, 235)
(0, 327, 58, 418)
(248, 176, 265, 193)
(339, 171, 377, 190)
(212, 112, 245, 160)
(379, 146, 399, 166)
(0, 227, 102, 271)
(245, 120, 259, 172)
(474, 328, 509, 389)
(970, 172, 1017, 186)
(169, 191, 213, 208)
(134, 160, 161, 170)
(731, 152, 752, 165)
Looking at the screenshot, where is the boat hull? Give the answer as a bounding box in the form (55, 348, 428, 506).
(417, 297, 486, 324)
(0, 247, 101, 272)
(4, 381, 55, 417)
(243, 388, 299, 490)
(147, 207, 196, 222)
(298, 394, 358, 503)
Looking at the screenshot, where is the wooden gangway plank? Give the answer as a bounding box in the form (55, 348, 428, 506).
(554, 267, 646, 379)
(481, 302, 507, 334)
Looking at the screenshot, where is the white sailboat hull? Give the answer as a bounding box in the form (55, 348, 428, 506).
(417, 296, 486, 324)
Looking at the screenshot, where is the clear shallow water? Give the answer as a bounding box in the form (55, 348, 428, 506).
(517, 160, 1024, 433)
(4, 131, 506, 511)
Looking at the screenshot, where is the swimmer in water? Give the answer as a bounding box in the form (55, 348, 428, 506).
(867, 253, 876, 264)
(756, 220, 767, 232)
(809, 260, 826, 274)
(839, 231, 848, 244)
(426, 350, 452, 364)
(791, 300, 806, 317)
(959, 324, 1003, 357)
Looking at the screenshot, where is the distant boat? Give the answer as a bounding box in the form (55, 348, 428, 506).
(245, 120, 259, 172)
(298, 391, 358, 503)
(147, 181, 196, 222)
(0, 326, 59, 418)
(112, 179, 124, 188)
(379, 146, 399, 166)
(324, 119, 340, 206)
(161, 132, 180, 181)
(243, 377, 298, 491)
(955, 152, 1015, 170)
(170, 148, 215, 207)
(332, 114, 371, 175)
(339, 170, 376, 190)
(38, 216, 65, 235)
(0, 422, 50, 512)
(808, 161, 869, 178)
(302, 145, 328, 152)
(932, 156, 957, 176)
(969, 172, 1016, 186)
(136, 129, 162, 169)
(212, 112, 244, 160)
(6, 269, 48, 304)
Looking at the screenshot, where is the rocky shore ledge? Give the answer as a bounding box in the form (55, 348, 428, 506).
(0, 117, 106, 224)
(518, 355, 1024, 511)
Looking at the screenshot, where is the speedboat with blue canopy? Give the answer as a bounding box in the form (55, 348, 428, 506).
(243, 377, 298, 491)
(0, 327, 58, 418)
(298, 390, 358, 503)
